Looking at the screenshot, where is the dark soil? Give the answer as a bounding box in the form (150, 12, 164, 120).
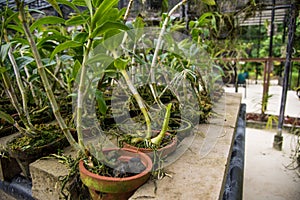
(84, 152, 146, 178)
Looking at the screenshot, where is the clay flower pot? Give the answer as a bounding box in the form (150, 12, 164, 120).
(122, 132, 178, 159)
(79, 148, 152, 200)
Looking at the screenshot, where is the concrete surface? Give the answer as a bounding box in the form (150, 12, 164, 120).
(130, 93, 242, 199)
(243, 128, 300, 200)
(224, 81, 300, 118)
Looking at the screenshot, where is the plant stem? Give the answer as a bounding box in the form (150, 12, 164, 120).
(1, 71, 26, 135)
(149, 0, 187, 105)
(120, 69, 152, 139)
(150, 103, 172, 146)
(76, 38, 93, 152)
(17, 0, 81, 151)
(4, 30, 34, 130)
(123, 0, 134, 21)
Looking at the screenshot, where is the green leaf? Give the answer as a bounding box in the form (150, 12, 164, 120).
(16, 56, 35, 68)
(91, 21, 129, 38)
(201, 0, 216, 5)
(0, 110, 14, 124)
(87, 53, 114, 66)
(72, 0, 86, 6)
(30, 16, 65, 32)
(91, 0, 119, 29)
(7, 25, 24, 34)
(114, 58, 128, 71)
(28, 74, 40, 82)
(47, 0, 63, 17)
(0, 67, 7, 74)
(65, 15, 87, 26)
(72, 60, 81, 79)
(37, 34, 68, 49)
(57, 0, 80, 13)
(73, 32, 88, 43)
(0, 43, 11, 63)
(95, 90, 107, 115)
(50, 41, 82, 60)
(84, 0, 93, 14)
(4, 11, 20, 26)
(92, 0, 102, 7)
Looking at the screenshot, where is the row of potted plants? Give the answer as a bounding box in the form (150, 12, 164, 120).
(0, 0, 225, 199)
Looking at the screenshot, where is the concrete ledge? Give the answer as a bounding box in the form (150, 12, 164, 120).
(130, 93, 242, 199)
(29, 146, 77, 200)
(0, 93, 242, 199)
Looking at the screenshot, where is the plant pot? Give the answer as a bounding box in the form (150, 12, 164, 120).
(79, 148, 152, 200)
(7, 134, 68, 161)
(6, 125, 73, 177)
(122, 132, 178, 159)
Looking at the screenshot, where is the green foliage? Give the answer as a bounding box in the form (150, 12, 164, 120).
(0, 110, 15, 124)
(30, 16, 65, 32)
(201, 0, 216, 5)
(0, 43, 11, 63)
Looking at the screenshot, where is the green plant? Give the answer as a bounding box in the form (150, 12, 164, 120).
(265, 115, 278, 130)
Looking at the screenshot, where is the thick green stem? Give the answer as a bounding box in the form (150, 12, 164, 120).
(17, 1, 81, 152)
(150, 103, 172, 146)
(120, 69, 152, 139)
(76, 38, 93, 152)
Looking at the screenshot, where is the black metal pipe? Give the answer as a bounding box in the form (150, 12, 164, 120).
(0, 175, 34, 200)
(222, 103, 246, 200)
(277, 3, 297, 135)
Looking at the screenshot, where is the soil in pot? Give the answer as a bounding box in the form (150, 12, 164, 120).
(79, 148, 152, 200)
(6, 124, 70, 177)
(121, 131, 178, 159)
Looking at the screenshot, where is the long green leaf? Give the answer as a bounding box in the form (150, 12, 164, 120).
(91, 0, 118, 29)
(47, 0, 63, 17)
(65, 15, 87, 26)
(91, 21, 129, 38)
(30, 16, 65, 32)
(0, 110, 14, 124)
(0, 67, 7, 74)
(84, 0, 93, 15)
(37, 35, 68, 49)
(50, 41, 82, 60)
(95, 90, 107, 115)
(16, 56, 35, 68)
(0, 43, 11, 63)
(57, 0, 80, 13)
(92, 0, 102, 7)
(7, 24, 24, 34)
(72, 0, 86, 6)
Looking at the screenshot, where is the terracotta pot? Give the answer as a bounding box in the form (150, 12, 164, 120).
(122, 132, 177, 159)
(79, 148, 152, 200)
(7, 134, 68, 161)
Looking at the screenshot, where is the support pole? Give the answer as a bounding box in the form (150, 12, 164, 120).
(274, 3, 297, 150)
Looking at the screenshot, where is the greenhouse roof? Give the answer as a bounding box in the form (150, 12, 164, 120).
(236, 0, 295, 26)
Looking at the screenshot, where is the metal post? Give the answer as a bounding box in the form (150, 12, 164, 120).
(274, 3, 297, 150)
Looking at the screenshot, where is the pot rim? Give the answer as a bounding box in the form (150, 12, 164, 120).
(79, 147, 153, 181)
